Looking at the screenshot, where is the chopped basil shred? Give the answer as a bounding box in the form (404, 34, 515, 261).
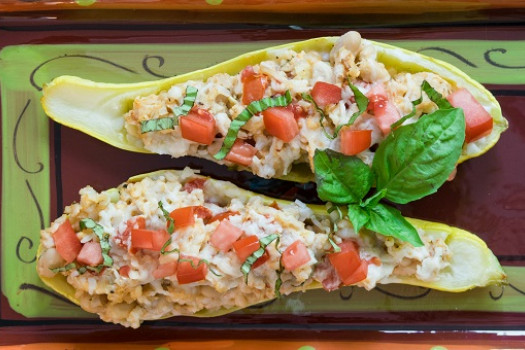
(274, 265, 284, 298)
(179, 258, 222, 277)
(214, 91, 292, 160)
(160, 237, 179, 255)
(421, 80, 453, 109)
(326, 203, 343, 252)
(158, 201, 174, 234)
(140, 86, 198, 133)
(332, 80, 369, 137)
(390, 95, 423, 130)
(241, 234, 279, 283)
(50, 262, 77, 273)
(169, 85, 198, 117)
(302, 93, 333, 139)
(80, 218, 113, 267)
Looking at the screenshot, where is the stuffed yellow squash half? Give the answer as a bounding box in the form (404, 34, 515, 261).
(37, 169, 506, 328)
(41, 31, 507, 180)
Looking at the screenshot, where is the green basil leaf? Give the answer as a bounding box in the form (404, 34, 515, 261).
(364, 203, 423, 247)
(214, 91, 292, 160)
(360, 188, 387, 208)
(347, 204, 370, 233)
(372, 108, 465, 204)
(314, 149, 373, 204)
(80, 218, 113, 267)
(333, 80, 369, 136)
(241, 234, 278, 282)
(422, 80, 452, 109)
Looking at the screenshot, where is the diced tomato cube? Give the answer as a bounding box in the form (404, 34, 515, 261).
(183, 178, 207, 193)
(262, 106, 299, 142)
(328, 240, 367, 285)
(210, 220, 244, 252)
(177, 256, 207, 284)
(169, 206, 195, 229)
(119, 265, 131, 278)
(340, 128, 372, 155)
(344, 261, 368, 285)
(311, 81, 342, 107)
(116, 216, 146, 249)
(52, 220, 82, 263)
(367, 84, 400, 135)
(232, 235, 269, 268)
(169, 206, 212, 230)
(153, 260, 178, 279)
(76, 241, 103, 267)
(150, 229, 171, 251)
(180, 107, 216, 145)
(241, 66, 269, 105)
(446, 88, 493, 143)
(281, 240, 311, 271)
(225, 139, 257, 167)
(130, 229, 154, 250)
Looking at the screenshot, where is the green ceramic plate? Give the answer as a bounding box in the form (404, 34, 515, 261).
(1, 39, 524, 319)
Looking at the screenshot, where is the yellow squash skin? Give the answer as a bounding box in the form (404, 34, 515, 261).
(41, 35, 508, 181)
(38, 170, 506, 319)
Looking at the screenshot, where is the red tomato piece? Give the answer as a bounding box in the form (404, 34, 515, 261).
(130, 229, 155, 250)
(281, 240, 311, 271)
(210, 220, 244, 252)
(311, 81, 342, 107)
(52, 220, 82, 264)
(232, 235, 269, 268)
(153, 260, 178, 279)
(169, 206, 212, 230)
(446, 88, 493, 143)
(116, 216, 146, 248)
(328, 240, 367, 286)
(287, 103, 307, 121)
(225, 139, 257, 167)
(340, 128, 372, 155)
(76, 242, 103, 267)
(177, 256, 208, 284)
(119, 265, 131, 278)
(241, 66, 269, 105)
(150, 229, 171, 251)
(183, 178, 207, 193)
(344, 261, 369, 285)
(180, 107, 216, 145)
(194, 206, 213, 223)
(208, 210, 240, 224)
(169, 206, 195, 229)
(262, 106, 299, 142)
(367, 84, 400, 135)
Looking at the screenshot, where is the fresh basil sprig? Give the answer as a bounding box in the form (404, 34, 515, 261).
(214, 91, 292, 160)
(80, 218, 114, 267)
(241, 234, 279, 282)
(140, 86, 198, 133)
(373, 107, 465, 204)
(314, 82, 466, 247)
